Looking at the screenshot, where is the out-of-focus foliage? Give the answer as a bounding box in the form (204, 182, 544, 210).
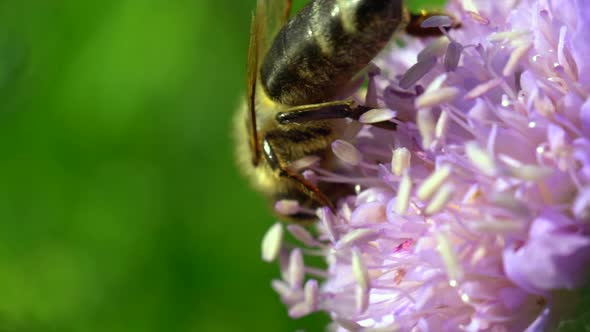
(0, 0, 442, 331)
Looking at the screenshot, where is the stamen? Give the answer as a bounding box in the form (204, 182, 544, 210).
(391, 147, 411, 176)
(444, 41, 463, 72)
(415, 87, 460, 109)
(506, 164, 553, 181)
(262, 222, 283, 262)
(420, 15, 453, 28)
(417, 108, 435, 149)
(487, 30, 531, 43)
(424, 183, 456, 214)
(287, 224, 320, 247)
(503, 42, 532, 77)
(332, 139, 362, 166)
(465, 141, 498, 177)
(466, 11, 489, 25)
(490, 192, 530, 217)
(417, 165, 453, 201)
(336, 229, 379, 249)
(399, 56, 438, 89)
(287, 248, 305, 289)
(356, 285, 369, 314)
(272, 279, 299, 303)
(418, 37, 450, 62)
(275, 199, 301, 215)
(461, 0, 478, 12)
(352, 248, 370, 291)
(435, 109, 450, 140)
(304, 279, 319, 311)
(437, 233, 463, 282)
(469, 217, 524, 233)
(317, 207, 338, 243)
(424, 73, 448, 93)
(289, 301, 311, 318)
(359, 108, 396, 124)
(465, 78, 503, 99)
(288, 155, 321, 172)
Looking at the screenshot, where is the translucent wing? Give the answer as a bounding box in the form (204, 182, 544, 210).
(246, 0, 291, 166)
(245, 0, 265, 165)
(263, 0, 291, 49)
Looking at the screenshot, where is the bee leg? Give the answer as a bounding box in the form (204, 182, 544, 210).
(276, 100, 358, 124)
(276, 101, 397, 130)
(262, 136, 336, 212)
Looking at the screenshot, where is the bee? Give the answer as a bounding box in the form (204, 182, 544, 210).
(235, 0, 450, 221)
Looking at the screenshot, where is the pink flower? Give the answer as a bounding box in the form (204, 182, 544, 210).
(262, 0, 590, 330)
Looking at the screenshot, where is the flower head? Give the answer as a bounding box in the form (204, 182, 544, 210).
(262, 0, 590, 330)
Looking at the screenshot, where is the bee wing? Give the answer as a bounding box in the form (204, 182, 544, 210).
(246, 0, 290, 166)
(263, 0, 291, 47)
(246, 0, 266, 165)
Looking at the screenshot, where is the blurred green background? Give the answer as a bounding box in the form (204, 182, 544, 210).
(0, 0, 441, 331)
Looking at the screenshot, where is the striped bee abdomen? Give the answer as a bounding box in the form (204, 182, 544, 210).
(260, 0, 403, 106)
(264, 123, 334, 163)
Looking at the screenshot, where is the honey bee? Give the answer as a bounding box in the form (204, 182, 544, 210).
(234, 0, 449, 221)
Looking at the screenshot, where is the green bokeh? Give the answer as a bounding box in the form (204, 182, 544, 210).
(0, 0, 442, 331)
